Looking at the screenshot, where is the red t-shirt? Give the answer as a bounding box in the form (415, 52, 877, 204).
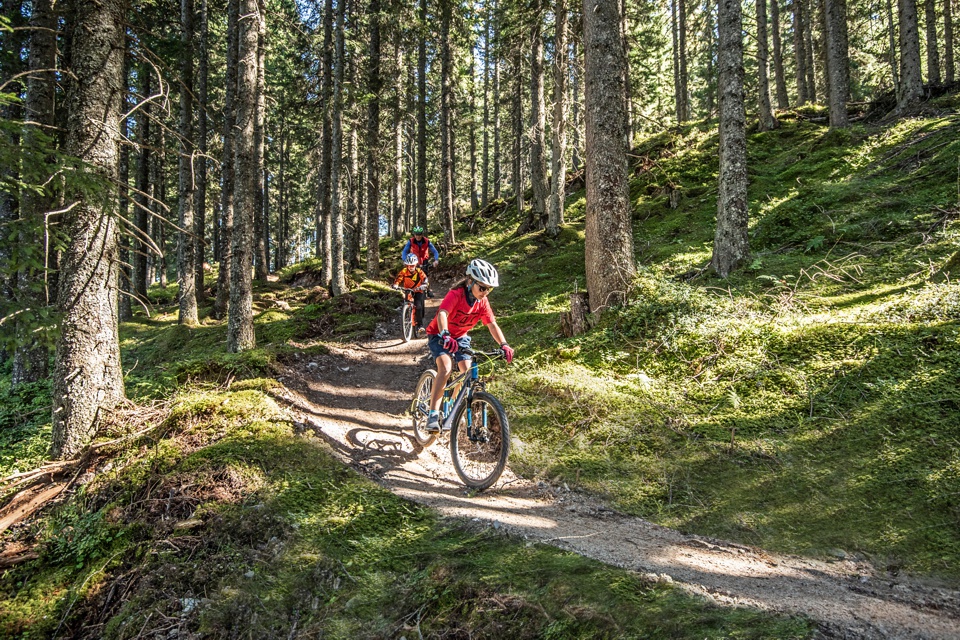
(426, 286, 495, 338)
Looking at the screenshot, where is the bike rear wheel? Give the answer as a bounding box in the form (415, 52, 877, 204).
(401, 303, 414, 342)
(450, 392, 510, 490)
(410, 369, 438, 447)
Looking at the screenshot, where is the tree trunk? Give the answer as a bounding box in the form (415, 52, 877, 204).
(178, 0, 198, 325)
(439, 0, 456, 242)
(118, 51, 133, 323)
(945, 0, 955, 82)
(493, 22, 502, 201)
(227, 0, 261, 353)
(53, 0, 128, 458)
(528, 2, 548, 231)
(511, 47, 524, 218)
(672, 0, 681, 122)
(571, 34, 581, 171)
(392, 34, 403, 238)
(254, 3, 268, 280)
(713, 0, 749, 278)
(276, 125, 286, 268)
(757, 0, 779, 131)
(770, 0, 790, 108)
(470, 52, 479, 214)
(583, 0, 635, 315)
(194, 0, 209, 298)
(804, 0, 818, 101)
(317, 0, 333, 287)
(620, 1, 633, 141)
(794, 0, 811, 103)
(482, 8, 491, 209)
(824, 0, 849, 127)
(547, 0, 568, 237)
(898, 0, 925, 112)
(152, 117, 168, 289)
(12, 0, 56, 386)
(678, 0, 690, 122)
(365, 0, 382, 277)
(347, 103, 361, 268)
(133, 61, 151, 300)
(214, 0, 239, 320)
(330, 0, 347, 295)
(704, 2, 717, 115)
(925, 0, 941, 83)
(416, 0, 428, 229)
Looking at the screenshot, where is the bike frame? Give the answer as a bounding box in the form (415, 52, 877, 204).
(440, 359, 479, 432)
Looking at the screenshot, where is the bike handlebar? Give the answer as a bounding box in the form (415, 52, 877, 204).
(458, 346, 506, 360)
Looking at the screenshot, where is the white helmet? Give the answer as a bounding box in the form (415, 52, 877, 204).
(404, 254, 419, 267)
(465, 258, 499, 287)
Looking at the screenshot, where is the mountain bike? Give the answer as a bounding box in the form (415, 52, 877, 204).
(397, 286, 424, 342)
(409, 347, 510, 490)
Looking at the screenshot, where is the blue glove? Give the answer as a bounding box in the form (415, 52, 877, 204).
(500, 343, 514, 364)
(440, 330, 459, 353)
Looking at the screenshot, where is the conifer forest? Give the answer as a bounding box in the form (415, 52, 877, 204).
(1, 0, 960, 637)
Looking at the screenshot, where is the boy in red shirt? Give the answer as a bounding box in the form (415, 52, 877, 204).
(391, 254, 429, 334)
(423, 258, 514, 433)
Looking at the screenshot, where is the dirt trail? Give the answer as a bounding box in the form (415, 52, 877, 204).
(272, 296, 960, 640)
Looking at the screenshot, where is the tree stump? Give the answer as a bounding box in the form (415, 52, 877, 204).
(560, 292, 590, 337)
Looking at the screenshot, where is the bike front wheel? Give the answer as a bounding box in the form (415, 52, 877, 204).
(450, 392, 510, 490)
(410, 369, 438, 447)
(401, 303, 414, 342)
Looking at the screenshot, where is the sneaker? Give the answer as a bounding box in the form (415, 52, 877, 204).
(427, 290, 435, 299)
(416, 327, 426, 337)
(426, 412, 441, 433)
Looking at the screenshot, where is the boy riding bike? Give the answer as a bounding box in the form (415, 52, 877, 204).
(424, 259, 514, 433)
(392, 254, 429, 335)
(401, 227, 440, 297)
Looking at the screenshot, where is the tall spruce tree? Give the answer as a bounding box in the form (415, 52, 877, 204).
(227, 0, 262, 352)
(53, 0, 129, 458)
(583, 0, 634, 314)
(712, 0, 749, 277)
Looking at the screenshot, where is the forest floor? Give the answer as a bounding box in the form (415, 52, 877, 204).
(269, 288, 960, 640)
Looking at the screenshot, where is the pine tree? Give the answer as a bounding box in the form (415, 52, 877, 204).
(53, 0, 129, 458)
(583, 0, 635, 314)
(898, 0, 924, 113)
(227, 0, 262, 352)
(712, 0, 749, 278)
(178, 0, 199, 325)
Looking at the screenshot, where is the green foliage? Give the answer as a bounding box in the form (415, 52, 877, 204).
(45, 501, 128, 570)
(0, 379, 52, 477)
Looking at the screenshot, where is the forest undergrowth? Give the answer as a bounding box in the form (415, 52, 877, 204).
(3, 103, 960, 636)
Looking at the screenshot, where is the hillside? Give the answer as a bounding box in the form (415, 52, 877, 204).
(2, 107, 960, 638)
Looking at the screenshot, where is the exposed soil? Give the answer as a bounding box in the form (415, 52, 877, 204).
(272, 291, 960, 640)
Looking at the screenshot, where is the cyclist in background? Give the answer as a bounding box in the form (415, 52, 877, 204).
(401, 227, 440, 297)
(423, 259, 514, 433)
(392, 254, 429, 336)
